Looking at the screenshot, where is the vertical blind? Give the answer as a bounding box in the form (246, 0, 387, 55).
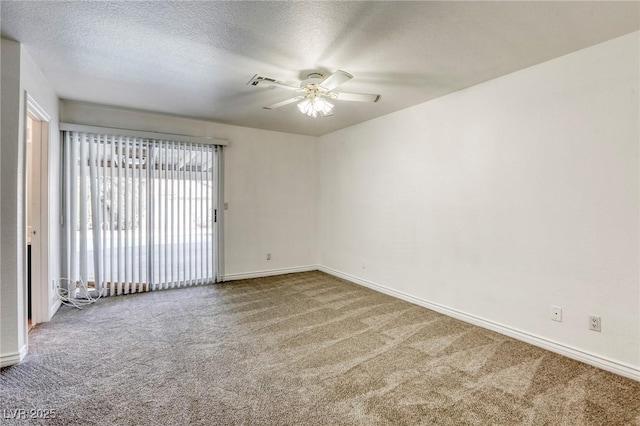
(63, 131, 220, 296)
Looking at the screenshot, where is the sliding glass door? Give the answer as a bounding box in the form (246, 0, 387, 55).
(149, 143, 217, 290)
(63, 132, 220, 296)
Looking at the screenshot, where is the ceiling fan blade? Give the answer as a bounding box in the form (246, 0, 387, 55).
(255, 79, 300, 91)
(319, 70, 353, 91)
(333, 92, 381, 103)
(263, 97, 301, 110)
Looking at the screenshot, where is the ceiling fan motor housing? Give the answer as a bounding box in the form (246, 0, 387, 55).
(301, 73, 325, 88)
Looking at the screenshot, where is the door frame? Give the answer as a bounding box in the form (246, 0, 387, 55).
(24, 93, 51, 327)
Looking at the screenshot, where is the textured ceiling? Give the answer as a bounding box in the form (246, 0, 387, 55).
(2, 1, 639, 136)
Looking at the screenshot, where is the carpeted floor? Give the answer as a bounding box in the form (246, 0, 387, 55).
(1, 271, 639, 425)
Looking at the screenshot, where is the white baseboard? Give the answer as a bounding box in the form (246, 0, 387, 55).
(318, 265, 640, 382)
(48, 299, 61, 321)
(0, 345, 27, 368)
(223, 265, 318, 281)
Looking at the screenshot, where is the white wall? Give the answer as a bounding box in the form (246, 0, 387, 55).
(1, 40, 61, 366)
(318, 32, 640, 374)
(60, 101, 318, 278)
(1, 39, 25, 365)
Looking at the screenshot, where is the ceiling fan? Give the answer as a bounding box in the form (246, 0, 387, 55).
(248, 70, 381, 118)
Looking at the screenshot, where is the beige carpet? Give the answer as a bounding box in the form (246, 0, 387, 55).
(1, 271, 639, 425)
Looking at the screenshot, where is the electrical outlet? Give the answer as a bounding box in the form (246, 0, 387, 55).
(361, 259, 366, 269)
(266, 253, 271, 261)
(550, 306, 562, 322)
(589, 315, 601, 332)
(224, 202, 229, 210)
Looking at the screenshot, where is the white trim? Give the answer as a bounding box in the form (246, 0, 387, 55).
(0, 345, 28, 368)
(26, 94, 51, 121)
(60, 123, 229, 146)
(48, 299, 61, 321)
(318, 265, 640, 382)
(223, 265, 318, 281)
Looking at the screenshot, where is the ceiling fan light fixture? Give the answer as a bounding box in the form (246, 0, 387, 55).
(297, 96, 334, 118)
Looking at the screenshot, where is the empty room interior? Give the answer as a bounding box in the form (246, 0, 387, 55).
(1, 1, 639, 424)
